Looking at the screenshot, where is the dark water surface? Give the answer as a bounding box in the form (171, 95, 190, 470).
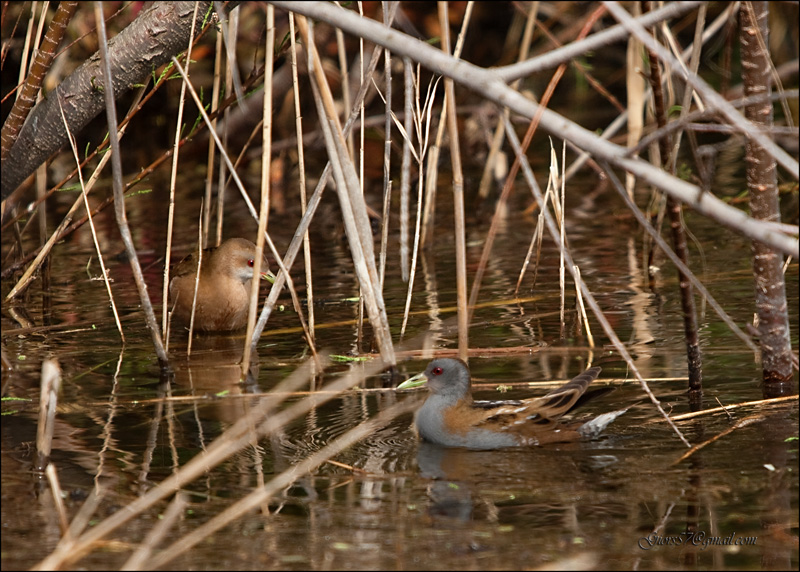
(2, 169, 798, 570)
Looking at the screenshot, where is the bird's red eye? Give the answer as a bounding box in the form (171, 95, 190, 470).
(247, 259, 255, 267)
(431, 367, 443, 376)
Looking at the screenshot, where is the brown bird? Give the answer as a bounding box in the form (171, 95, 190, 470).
(397, 358, 625, 449)
(168, 238, 275, 332)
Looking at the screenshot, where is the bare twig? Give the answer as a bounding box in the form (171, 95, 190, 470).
(672, 415, 763, 465)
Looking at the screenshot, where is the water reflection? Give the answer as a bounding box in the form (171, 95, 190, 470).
(170, 333, 262, 420)
(2, 165, 797, 569)
(416, 441, 629, 527)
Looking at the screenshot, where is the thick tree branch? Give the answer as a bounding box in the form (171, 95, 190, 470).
(1, 1, 218, 199)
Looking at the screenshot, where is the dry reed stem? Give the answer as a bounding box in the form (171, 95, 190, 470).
(419, 1, 472, 249)
(163, 2, 200, 338)
(378, 3, 400, 290)
(400, 57, 414, 282)
(65, 485, 103, 539)
(502, 113, 691, 448)
(574, 266, 594, 348)
(147, 396, 420, 569)
(514, 223, 540, 296)
(185, 208, 204, 355)
(168, 57, 316, 361)
(35, 486, 104, 569)
(357, 2, 366, 197)
(57, 98, 124, 341)
(438, 1, 470, 360)
(94, 4, 168, 364)
(333, 2, 354, 159)
(203, 27, 224, 249)
(74, 371, 694, 407)
(624, 1, 645, 198)
(355, 2, 367, 351)
(398, 69, 441, 336)
(604, 1, 796, 176)
(34, 152, 48, 276)
(215, 2, 244, 106)
(15, 1, 39, 88)
(466, 35, 575, 332)
(216, 13, 238, 247)
(120, 492, 188, 571)
(651, 394, 799, 424)
(0, 290, 565, 341)
(250, 37, 387, 350)
(379, 180, 392, 288)
(262, 229, 320, 360)
(4, 84, 146, 301)
(34, 356, 323, 570)
(325, 459, 371, 474)
(514, 210, 547, 295)
(45, 464, 71, 537)
(665, 2, 706, 174)
(243, 3, 276, 377)
(297, 14, 396, 364)
(601, 164, 759, 353)
(478, 3, 537, 201)
(77, 372, 677, 407)
(288, 13, 315, 344)
(326, 107, 395, 361)
(35, 358, 61, 471)
(161, 3, 203, 338)
(558, 143, 567, 338)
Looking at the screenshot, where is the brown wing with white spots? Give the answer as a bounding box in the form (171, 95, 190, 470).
(471, 367, 602, 445)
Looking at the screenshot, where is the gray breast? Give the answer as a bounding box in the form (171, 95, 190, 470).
(415, 397, 519, 449)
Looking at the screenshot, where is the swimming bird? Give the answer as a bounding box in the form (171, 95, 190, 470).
(169, 238, 275, 332)
(397, 357, 625, 449)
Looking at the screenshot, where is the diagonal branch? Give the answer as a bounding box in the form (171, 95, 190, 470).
(268, 1, 798, 258)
